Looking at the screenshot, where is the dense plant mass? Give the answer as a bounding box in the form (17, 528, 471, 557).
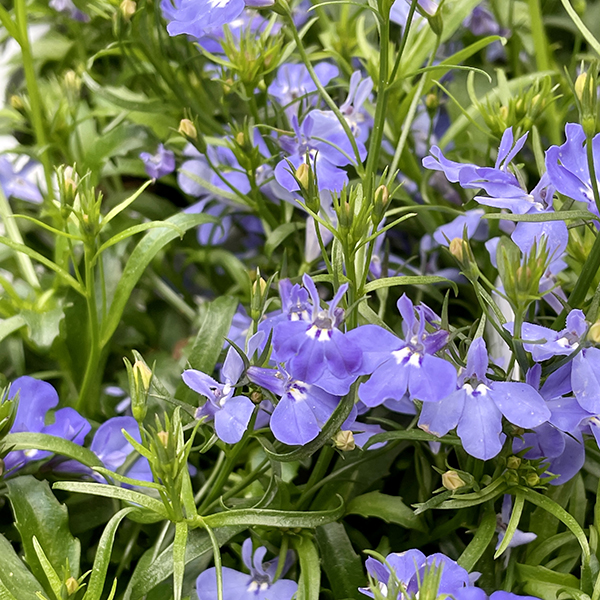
(2, 0, 600, 599)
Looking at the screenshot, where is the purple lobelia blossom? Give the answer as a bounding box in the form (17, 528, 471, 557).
(432, 208, 489, 246)
(268, 63, 339, 117)
(463, 4, 501, 36)
(183, 334, 264, 444)
(360, 549, 471, 599)
(271, 275, 363, 395)
(545, 123, 600, 217)
(140, 144, 176, 179)
(0, 156, 43, 203)
(197, 538, 297, 600)
(340, 71, 373, 143)
(274, 111, 367, 193)
(163, 0, 273, 39)
(346, 294, 457, 406)
(49, 0, 90, 21)
(454, 591, 541, 600)
(247, 365, 353, 445)
(4, 377, 90, 473)
(419, 337, 550, 460)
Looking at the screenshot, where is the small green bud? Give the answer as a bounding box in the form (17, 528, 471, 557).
(442, 470, 466, 491)
(372, 184, 389, 226)
(157, 430, 169, 448)
(505, 470, 520, 485)
(250, 390, 263, 404)
(525, 472, 540, 487)
(64, 577, 79, 596)
(333, 430, 356, 452)
(588, 321, 600, 344)
(449, 237, 466, 263)
(575, 72, 589, 103)
(506, 456, 521, 470)
(295, 163, 310, 190)
(120, 0, 136, 19)
(178, 118, 197, 140)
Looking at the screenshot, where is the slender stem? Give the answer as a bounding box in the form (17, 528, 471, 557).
(76, 244, 101, 415)
(0, 188, 40, 289)
(149, 271, 197, 322)
(296, 444, 335, 509)
(14, 0, 54, 204)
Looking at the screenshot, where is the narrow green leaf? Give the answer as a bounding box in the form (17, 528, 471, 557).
(346, 491, 425, 531)
(364, 275, 458, 295)
(363, 428, 462, 450)
(125, 526, 245, 600)
(52, 482, 168, 520)
(176, 295, 238, 404)
(173, 522, 188, 600)
(100, 212, 214, 348)
(293, 534, 321, 600)
(458, 504, 496, 571)
(202, 495, 344, 529)
(0, 236, 85, 296)
(265, 222, 304, 257)
(3, 433, 103, 469)
(6, 476, 80, 589)
(102, 180, 153, 226)
(92, 466, 165, 491)
(0, 315, 26, 344)
(315, 523, 365, 600)
(559, 0, 600, 56)
(84, 508, 136, 600)
(495, 494, 525, 558)
(0, 533, 46, 600)
(31, 538, 62, 600)
(515, 564, 584, 600)
(483, 210, 594, 222)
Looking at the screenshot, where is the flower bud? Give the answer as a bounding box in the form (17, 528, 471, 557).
(449, 237, 466, 262)
(178, 118, 197, 140)
(588, 321, 600, 344)
(506, 456, 522, 470)
(442, 470, 466, 491)
(333, 430, 355, 452)
(65, 577, 79, 596)
(250, 390, 263, 404)
(575, 72, 589, 103)
(295, 163, 310, 190)
(120, 0, 136, 19)
(235, 131, 246, 147)
(372, 184, 389, 226)
(9, 95, 23, 110)
(157, 430, 169, 447)
(525, 472, 540, 487)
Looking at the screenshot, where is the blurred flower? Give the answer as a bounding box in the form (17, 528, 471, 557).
(49, 0, 90, 22)
(139, 144, 175, 179)
(0, 156, 43, 203)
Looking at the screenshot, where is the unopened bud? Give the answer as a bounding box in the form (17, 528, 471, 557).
(250, 391, 263, 404)
(10, 95, 23, 110)
(525, 472, 540, 487)
(63, 70, 81, 96)
(505, 470, 519, 485)
(134, 360, 152, 392)
(178, 118, 197, 140)
(449, 237, 466, 262)
(499, 105, 509, 122)
(589, 321, 600, 344)
(442, 470, 466, 491)
(425, 93, 439, 111)
(120, 0, 136, 18)
(506, 456, 521, 470)
(65, 577, 78, 596)
(333, 430, 355, 452)
(575, 72, 589, 103)
(235, 131, 245, 147)
(0, 457, 4, 478)
(295, 163, 310, 190)
(157, 430, 169, 447)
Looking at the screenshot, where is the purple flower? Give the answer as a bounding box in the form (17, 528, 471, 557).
(546, 123, 600, 217)
(360, 550, 470, 599)
(340, 71, 373, 143)
(274, 111, 367, 193)
(247, 365, 349, 445)
(432, 208, 488, 246)
(268, 63, 339, 117)
(463, 5, 501, 36)
(454, 591, 540, 600)
(4, 377, 90, 473)
(346, 294, 457, 406)
(49, 0, 90, 21)
(164, 0, 247, 39)
(418, 338, 550, 460)
(140, 144, 176, 179)
(197, 538, 297, 600)
(183, 334, 264, 443)
(272, 275, 363, 394)
(0, 156, 43, 203)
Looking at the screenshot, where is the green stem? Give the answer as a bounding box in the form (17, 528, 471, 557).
(76, 245, 101, 416)
(0, 188, 40, 289)
(14, 0, 54, 204)
(363, 15, 390, 203)
(296, 444, 335, 509)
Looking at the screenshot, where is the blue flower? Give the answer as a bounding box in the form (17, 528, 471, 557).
(274, 111, 367, 193)
(140, 144, 176, 179)
(432, 208, 488, 246)
(4, 377, 90, 474)
(0, 156, 43, 203)
(545, 123, 600, 216)
(197, 538, 297, 600)
(419, 338, 550, 460)
(347, 294, 457, 406)
(463, 4, 501, 36)
(49, 0, 89, 21)
(272, 275, 363, 394)
(340, 71, 373, 143)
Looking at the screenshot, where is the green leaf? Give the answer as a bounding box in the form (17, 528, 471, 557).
(265, 222, 304, 257)
(84, 508, 136, 600)
(457, 504, 496, 571)
(293, 534, 321, 600)
(21, 306, 65, 350)
(6, 476, 80, 592)
(175, 295, 238, 404)
(559, 0, 600, 56)
(173, 522, 188, 600)
(0, 533, 46, 600)
(202, 495, 344, 529)
(315, 523, 366, 600)
(102, 180, 153, 226)
(483, 210, 594, 222)
(363, 428, 462, 450)
(0, 315, 26, 344)
(31, 538, 62, 600)
(515, 564, 585, 600)
(495, 493, 525, 558)
(124, 526, 245, 600)
(3, 433, 103, 469)
(346, 491, 425, 531)
(363, 275, 458, 295)
(52, 482, 168, 521)
(100, 212, 215, 348)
